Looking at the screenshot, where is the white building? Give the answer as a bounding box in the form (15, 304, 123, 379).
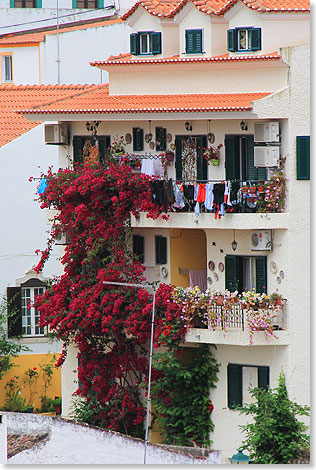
(11, 0, 311, 461)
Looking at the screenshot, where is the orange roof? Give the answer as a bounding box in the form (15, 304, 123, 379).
(91, 51, 282, 67)
(18, 86, 271, 115)
(121, 0, 310, 19)
(0, 84, 101, 147)
(0, 18, 123, 46)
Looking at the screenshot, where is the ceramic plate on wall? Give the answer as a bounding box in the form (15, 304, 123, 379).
(270, 261, 277, 274)
(207, 277, 212, 284)
(213, 272, 219, 281)
(208, 260, 215, 271)
(170, 143, 175, 150)
(125, 133, 132, 144)
(167, 133, 172, 143)
(149, 141, 155, 150)
(218, 262, 224, 272)
(279, 270, 284, 279)
(276, 276, 281, 284)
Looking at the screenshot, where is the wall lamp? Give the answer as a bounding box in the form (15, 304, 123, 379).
(240, 120, 248, 131)
(231, 229, 238, 252)
(185, 121, 193, 132)
(148, 120, 153, 142)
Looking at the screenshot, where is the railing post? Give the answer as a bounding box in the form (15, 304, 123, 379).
(242, 306, 244, 331)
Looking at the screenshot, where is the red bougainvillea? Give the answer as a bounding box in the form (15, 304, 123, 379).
(33, 160, 185, 436)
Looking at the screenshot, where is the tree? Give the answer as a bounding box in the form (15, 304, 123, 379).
(0, 296, 28, 380)
(238, 372, 310, 464)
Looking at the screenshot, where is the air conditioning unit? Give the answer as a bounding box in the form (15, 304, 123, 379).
(44, 124, 68, 145)
(254, 146, 280, 167)
(55, 231, 69, 245)
(254, 122, 279, 143)
(250, 230, 272, 251)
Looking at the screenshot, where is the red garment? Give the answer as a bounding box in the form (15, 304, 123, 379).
(196, 184, 206, 203)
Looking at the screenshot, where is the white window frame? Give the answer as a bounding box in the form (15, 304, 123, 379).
(2, 55, 13, 83)
(237, 29, 251, 51)
(139, 32, 152, 55)
(21, 286, 46, 337)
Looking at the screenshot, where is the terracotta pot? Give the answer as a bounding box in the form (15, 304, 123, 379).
(257, 186, 265, 193)
(241, 186, 248, 194)
(275, 298, 282, 305)
(249, 187, 257, 194)
(215, 295, 224, 306)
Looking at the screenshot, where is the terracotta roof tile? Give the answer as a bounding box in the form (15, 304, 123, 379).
(91, 51, 281, 66)
(121, 0, 309, 19)
(0, 18, 123, 46)
(0, 84, 101, 147)
(18, 86, 271, 115)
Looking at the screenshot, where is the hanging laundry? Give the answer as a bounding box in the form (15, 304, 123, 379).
(204, 183, 214, 211)
(163, 178, 175, 205)
(212, 183, 225, 219)
(38, 178, 48, 194)
(141, 159, 163, 177)
(189, 270, 207, 293)
(173, 184, 185, 209)
(197, 184, 206, 203)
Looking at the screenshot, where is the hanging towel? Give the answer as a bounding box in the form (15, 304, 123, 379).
(38, 178, 48, 194)
(189, 270, 207, 292)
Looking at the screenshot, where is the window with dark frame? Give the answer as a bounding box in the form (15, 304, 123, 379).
(227, 27, 261, 52)
(155, 235, 167, 265)
(225, 255, 267, 294)
(155, 127, 167, 151)
(7, 279, 47, 338)
(133, 127, 144, 152)
(185, 29, 203, 54)
(132, 234, 145, 263)
(130, 32, 162, 56)
(76, 0, 99, 8)
(296, 136, 310, 180)
(14, 0, 37, 7)
(227, 363, 269, 409)
(2, 56, 12, 83)
(73, 135, 110, 165)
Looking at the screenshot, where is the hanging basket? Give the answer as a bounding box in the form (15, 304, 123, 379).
(211, 159, 219, 166)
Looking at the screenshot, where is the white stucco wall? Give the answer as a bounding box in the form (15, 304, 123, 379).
(0, 124, 60, 299)
(0, 46, 40, 85)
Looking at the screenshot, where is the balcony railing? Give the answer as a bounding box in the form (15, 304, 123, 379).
(191, 302, 287, 332)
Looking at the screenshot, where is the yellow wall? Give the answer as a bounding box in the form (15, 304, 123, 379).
(170, 229, 207, 287)
(0, 353, 61, 410)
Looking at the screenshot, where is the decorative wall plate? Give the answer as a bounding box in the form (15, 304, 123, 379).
(213, 272, 219, 281)
(145, 134, 150, 143)
(161, 266, 168, 277)
(125, 133, 132, 144)
(218, 262, 224, 272)
(170, 143, 175, 150)
(207, 132, 215, 144)
(270, 261, 277, 274)
(276, 276, 281, 284)
(167, 133, 172, 143)
(208, 260, 215, 271)
(149, 141, 155, 150)
(279, 270, 284, 279)
(207, 276, 212, 284)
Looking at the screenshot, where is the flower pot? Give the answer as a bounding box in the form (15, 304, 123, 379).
(257, 186, 265, 193)
(215, 295, 224, 306)
(249, 187, 257, 194)
(275, 298, 282, 306)
(211, 159, 219, 166)
(241, 186, 248, 194)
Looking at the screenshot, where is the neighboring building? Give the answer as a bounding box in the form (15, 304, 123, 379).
(0, 84, 102, 411)
(17, 0, 310, 461)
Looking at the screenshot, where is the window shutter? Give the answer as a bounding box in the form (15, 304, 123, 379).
(155, 235, 167, 265)
(11, 0, 15, 7)
(7, 287, 22, 338)
(186, 30, 202, 54)
(227, 29, 237, 52)
(258, 366, 269, 390)
(97, 0, 104, 6)
(250, 28, 261, 51)
(73, 136, 85, 165)
(151, 32, 161, 54)
(133, 235, 145, 263)
(35, 0, 42, 6)
(228, 364, 242, 409)
(155, 127, 166, 151)
(296, 136, 310, 180)
(225, 255, 241, 293)
(96, 136, 110, 163)
(245, 135, 256, 180)
(72, 0, 77, 7)
(225, 135, 237, 180)
(255, 256, 267, 294)
(175, 136, 183, 180)
(196, 136, 207, 182)
(133, 128, 144, 151)
(130, 33, 139, 55)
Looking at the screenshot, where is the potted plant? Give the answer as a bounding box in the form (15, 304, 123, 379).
(203, 144, 223, 166)
(270, 291, 283, 306)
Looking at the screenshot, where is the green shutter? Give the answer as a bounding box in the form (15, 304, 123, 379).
(35, 0, 42, 7)
(155, 236, 167, 264)
(133, 128, 143, 152)
(251, 28, 261, 51)
(97, 136, 110, 163)
(225, 136, 237, 180)
(175, 136, 183, 180)
(196, 136, 207, 181)
(227, 29, 237, 52)
(10, 0, 15, 7)
(72, 0, 77, 7)
(258, 366, 269, 390)
(151, 32, 161, 54)
(225, 255, 241, 293)
(133, 235, 145, 263)
(185, 29, 202, 54)
(296, 136, 310, 180)
(228, 364, 242, 409)
(7, 287, 22, 338)
(246, 135, 255, 180)
(73, 136, 85, 165)
(255, 256, 267, 294)
(130, 33, 139, 56)
(97, 0, 104, 7)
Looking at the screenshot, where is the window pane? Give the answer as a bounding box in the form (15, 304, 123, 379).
(4, 56, 12, 82)
(140, 34, 149, 53)
(238, 30, 247, 50)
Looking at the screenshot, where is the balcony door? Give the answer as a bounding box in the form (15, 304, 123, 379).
(175, 135, 207, 182)
(225, 134, 266, 181)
